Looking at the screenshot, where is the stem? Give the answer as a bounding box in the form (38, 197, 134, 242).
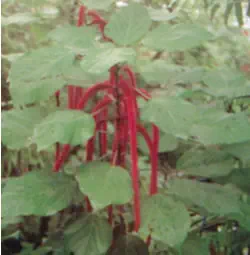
(150, 125, 159, 195)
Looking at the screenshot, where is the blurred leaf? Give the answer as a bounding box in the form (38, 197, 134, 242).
(2, 107, 44, 150)
(143, 23, 213, 52)
(224, 2, 234, 25)
(147, 7, 177, 21)
(140, 97, 200, 139)
(215, 168, 250, 194)
(139, 60, 206, 85)
(105, 3, 152, 46)
(140, 194, 191, 247)
(48, 26, 97, 53)
(9, 46, 75, 105)
(177, 148, 235, 177)
(2, 13, 40, 26)
(168, 179, 243, 215)
(81, 0, 115, 10)
(181, 234, 209, 255)
(202, 68, 250, 98)
(65, 214, 112, 255)
(2, 53, 24, 63)
(190, 112, 250, 145)
(138, 131, 178, 154)
(235, 1, 244, 27)
(222, 141, 250, 165)
(2, 171, 79, 217)
(80, 44, 136, 74)
(33, 110, 95, 151)
(76, 162, 133, 209)
(210, 3, 220, 20)
(63, 59, 109, 86)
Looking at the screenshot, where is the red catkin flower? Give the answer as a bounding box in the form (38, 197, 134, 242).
(77, 5, 86, 27)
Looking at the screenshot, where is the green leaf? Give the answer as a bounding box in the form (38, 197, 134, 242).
(105, 3, 152, 46)
(224, 2, 234, 25)
(231, 201, 250, 231)
(48, 26, 97, 53)
(2, 107, 45, 150)
(138, 131, 178, 154)
(33, 110, 95, 151)
(222, 141, 250, 166)
(190, 112, 250, 145)
(142, 23, 213, 52)
(11, 78, 67, 106)
(139, 60, 206, 85)
(140, 97, 200, 139)
(139, 194, 191, 247)
(181, 234, 209, 255)
(215, 168, 250, 194)
(80, 44, 136, 74)
(210, 3, 220, 20)
(2, 13, 40, 26)
(168, 179, 242, 215)
(202, 68, 250, 98)
(2, 171, 79, 217)
(65, 214, 112, 255)
(76, 162, 133, 209)
(177, 148, 235, 177)
(81, 0, 114, 10)
(139, 61, 184, 85)
(147, 7, 177, 21)
(9, 46, 75, 105)
(63, 60, 109, 86)
(235, 1, 244, 27)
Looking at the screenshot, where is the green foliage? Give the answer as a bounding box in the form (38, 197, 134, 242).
(168, 179, 245, 216)
(140, 194, 191, 247)
(177, 148, 235, 177)
(76, 162, 133, 210)
(202, 68, 250, 98)
(80, 44, 136, 74)
(2, 0, 250, 254)
(33, 110, 95, 151)
(48, 26, 97, 53)
(2, 171, 81, 217)
(141, 97, 200, 139)
(2, 107, 45, 149)
(105, 3, 152, 46)
(142, 23, 213, 51)
(81, 0, 115, 10)
(9, 46, 74, 105)
(64, 214, 112, 255)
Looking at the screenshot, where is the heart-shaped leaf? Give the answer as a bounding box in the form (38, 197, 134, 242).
(177, 148, 235, 177)
(105, 3, 152, 46)
(33, 110, 95, 151)
(9, 46, 75, 105)
(76, 162, 133, 209)
(140, 194, 191, 247)
(80, 44, 136, 75)
(143, 23, 213, 51)
(65, 214, 112, 255)
(2, 107, 45, 149)
(2, 171, 79, 217)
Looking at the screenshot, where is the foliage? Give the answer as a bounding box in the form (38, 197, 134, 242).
(2, 0, 250, 254)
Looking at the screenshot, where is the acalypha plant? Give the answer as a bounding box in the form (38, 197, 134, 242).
(54, 4, 160, 235)
(2, 1, 250, 255)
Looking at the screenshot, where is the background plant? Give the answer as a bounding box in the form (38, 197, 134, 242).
(1, 0, 250, 254)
